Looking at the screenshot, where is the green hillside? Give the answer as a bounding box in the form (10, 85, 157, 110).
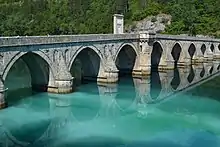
(0, 0, 220, 37)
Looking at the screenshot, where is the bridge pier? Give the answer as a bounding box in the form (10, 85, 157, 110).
(97, 70, 119, 84)
(0, 81, 7, 109)
(48, 55, 74, 94)
(132, 52, 151, 77)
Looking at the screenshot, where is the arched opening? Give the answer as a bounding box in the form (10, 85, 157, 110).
(151, 42, 163, 70)
(115, 45, 137, 77)
(200, 68, 205, 78)
(210, 44, 214, 52)
(187, 65, 195, 83)
(150, 70, 162, 100)
(5, 52, 51, 106)
(171, 67, 180, 90)
(70, 48, 101, 87)
(188, 44, 196, 60)
(201, 44, 206, 55)
(171, 43, 182, 66)
(218, 44, 220, 51)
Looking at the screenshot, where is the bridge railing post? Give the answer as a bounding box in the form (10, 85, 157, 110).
(133, 31, 156, 77)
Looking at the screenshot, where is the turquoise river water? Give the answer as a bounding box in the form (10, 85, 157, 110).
(1, 65, 220, 147)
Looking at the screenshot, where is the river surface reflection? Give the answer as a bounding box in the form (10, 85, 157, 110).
(1, 62, 220, 147)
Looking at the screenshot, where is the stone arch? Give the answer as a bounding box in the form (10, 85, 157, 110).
(171, 42, 183, 65)
(68, 45, 105, 85)
(114, 42, 139, 62)
(114, 43, 138, 76)
(201, 44, 206, 55)
(188, 43, 196, 60)
(151, 41, 164, 70)
(3, 51, 56, 82)
(3, 51, 55, 106)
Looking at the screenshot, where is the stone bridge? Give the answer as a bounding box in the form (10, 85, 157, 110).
(0, 32, 220, 108)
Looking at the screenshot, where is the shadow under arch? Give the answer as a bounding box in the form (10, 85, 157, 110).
(3, 52, 54, 106)
(188, 43, 196, 61)
(115, 44, 137, 77)
(171, 43, 182, 66)
(151, 42, 163, 71)
(201, 44, 206, 55)
(69, 46, 103, 87)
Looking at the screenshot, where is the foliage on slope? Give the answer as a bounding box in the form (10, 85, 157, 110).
(0, 0, 220, 37)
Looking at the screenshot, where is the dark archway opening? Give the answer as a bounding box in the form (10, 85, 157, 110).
(70, 48, 101, 87)
(188, 44, 196, 61)
(201, 44, 206, 55)
(187, 65, 195, 83)
(151, 42, 163, 71)
(171, 43, 182, 66)
(115, 45, 137, 77)
(5, 52, 50, 107)
(211, 44, 214, 52)
(171, 67, 180, 90)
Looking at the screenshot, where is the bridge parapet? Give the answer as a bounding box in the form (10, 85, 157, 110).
(0, 34, 140, 47)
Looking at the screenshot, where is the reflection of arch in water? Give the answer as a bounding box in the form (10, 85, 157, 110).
(0, 96, 51, 145)
(115, 44, 137, 77)
(209, 66, 214, 74)
(171, 67, 180, 90)
(171, 43, 182, 66)
(150, 70, 162, 100)
(114, 77, 137, 111)
(187, 65, 195, 83)
(200, 67, 205, 78)
(151, 42, 164, 70)
(217, 65, 220, 70)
